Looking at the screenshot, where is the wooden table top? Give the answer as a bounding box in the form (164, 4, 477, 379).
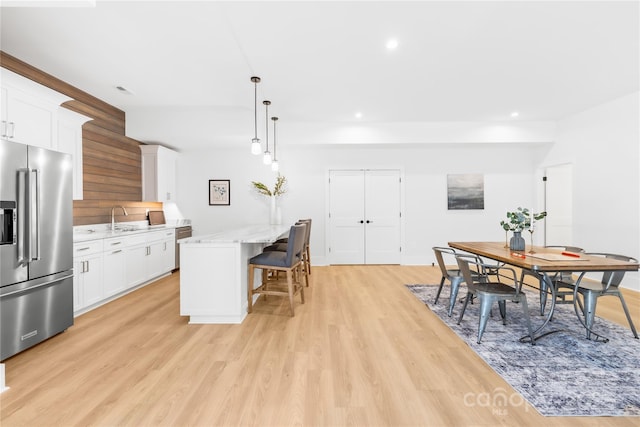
(448, 241, 639, 273)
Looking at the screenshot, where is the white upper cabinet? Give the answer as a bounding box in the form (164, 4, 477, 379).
(140, 144, 178, 203)
(1, 68, 71, 149)
(58, 107, 92, 200)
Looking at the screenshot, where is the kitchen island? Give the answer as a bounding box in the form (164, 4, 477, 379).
(178, 224, 289, 324)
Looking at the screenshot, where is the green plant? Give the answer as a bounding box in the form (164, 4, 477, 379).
(500, 207, 547, 232)
(251, 174, 287, 197)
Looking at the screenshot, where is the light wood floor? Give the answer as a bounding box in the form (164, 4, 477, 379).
(1, 265, 639, 426)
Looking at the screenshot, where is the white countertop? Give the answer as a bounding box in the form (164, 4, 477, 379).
(179, 224, 289, 244)
(73, 223, 178, 243)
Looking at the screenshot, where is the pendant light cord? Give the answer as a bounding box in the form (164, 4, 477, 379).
(264, 101, 270, 151)
(272, 117, 277, 160)
(254, 82, 258, 139)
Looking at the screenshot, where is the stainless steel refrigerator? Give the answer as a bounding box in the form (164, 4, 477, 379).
(1, 139, 74, 360)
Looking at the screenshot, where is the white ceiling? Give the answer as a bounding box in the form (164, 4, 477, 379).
(1, 1, 638, 150)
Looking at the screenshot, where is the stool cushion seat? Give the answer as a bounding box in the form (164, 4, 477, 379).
(249, 250, 294, 268)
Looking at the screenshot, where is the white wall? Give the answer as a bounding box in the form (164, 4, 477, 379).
(541, 92, 639, 290)
(177, 142, 550, 266)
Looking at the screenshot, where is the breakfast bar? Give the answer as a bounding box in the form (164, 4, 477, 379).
(178, 224, 289, 324)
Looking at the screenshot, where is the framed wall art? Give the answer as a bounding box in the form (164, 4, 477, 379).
(447, 174, 484, 210)
(209, 179, 230, 206)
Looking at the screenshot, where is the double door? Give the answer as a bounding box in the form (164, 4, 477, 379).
(328, 169, 401, 264)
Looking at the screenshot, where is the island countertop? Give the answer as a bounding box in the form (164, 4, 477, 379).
(178, 223, 290, 324)
(178, 224, 289, 244)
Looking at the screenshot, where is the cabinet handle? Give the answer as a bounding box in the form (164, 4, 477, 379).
(110, 241, 122, 246)
(166, 192, 171, 200)
(111, 250, 122, 254)
(77, 247, 91, 251)
(7, 122, 15, 139)
(85, 260, 89, 273)
(1, 120, 6, 138)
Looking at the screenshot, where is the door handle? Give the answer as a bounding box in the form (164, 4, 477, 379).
(32, 169, 41, 261)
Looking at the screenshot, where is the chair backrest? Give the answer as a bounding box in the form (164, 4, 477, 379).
(455, 253, 485, 289)
(432, 247, 457, 278)
(299, 219, 311, 248)
(456, 253, 520, 292)
(545, 245, 585, 253)
(586, 253, 638, 289)
(284, 224, 306, 266)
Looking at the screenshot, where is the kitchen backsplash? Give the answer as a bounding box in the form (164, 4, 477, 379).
(73, 200, 162, 226)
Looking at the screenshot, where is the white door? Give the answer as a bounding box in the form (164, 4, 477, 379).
(328, 170, 366, 264)
(545, 164, 573, 245)
(328, 169, 401, 264)
(365, 170, 401, 264)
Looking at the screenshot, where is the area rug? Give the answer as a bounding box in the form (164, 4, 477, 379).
(406, 284, 640, 417)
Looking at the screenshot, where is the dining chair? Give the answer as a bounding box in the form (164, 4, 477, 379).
(520, 245, 585, 315)
(433, 247, 465, 316)
(456, 254, 535, 345)
(247, 224, 307, 316)
(562, 253, 638, 340)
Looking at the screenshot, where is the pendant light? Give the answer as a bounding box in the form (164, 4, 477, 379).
(271, 116, 279, 171)
(262, 100, 272, 165)
(250, 77, 261, 155)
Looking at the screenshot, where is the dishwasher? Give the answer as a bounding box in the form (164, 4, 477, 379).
(174, 225, 192, 270)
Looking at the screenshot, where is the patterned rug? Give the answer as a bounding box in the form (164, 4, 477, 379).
(406, 284, 640, 417)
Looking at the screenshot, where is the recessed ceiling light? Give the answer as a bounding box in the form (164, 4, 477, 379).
(355, 112, 363, 119)
(385, 39, 399, 50)
(510, 111, 519, 118)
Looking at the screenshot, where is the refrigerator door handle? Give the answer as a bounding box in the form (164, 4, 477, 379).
(0, 273, 74, 299)
(31, 169, 41, 261)
(17, 168, 28, 265)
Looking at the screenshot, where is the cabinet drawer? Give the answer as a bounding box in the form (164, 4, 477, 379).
(146, 230, 171, 242)
(103, 237, 127, 250)
(73, 240, 103, 256)
(125, 233, 148, 247)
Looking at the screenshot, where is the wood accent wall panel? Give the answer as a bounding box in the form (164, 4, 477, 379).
(1, 51, 151, 226)
(73, 201, 163, 226)
(82, 121, 142, 201)
(0, 51, 124, 123)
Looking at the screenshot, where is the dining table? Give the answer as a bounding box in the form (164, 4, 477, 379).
(447, 241, 639, 342)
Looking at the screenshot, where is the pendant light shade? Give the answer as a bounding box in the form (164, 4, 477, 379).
(250, 77, 261, 155)
(263, 100, 272, 165)
(271, 116, 279, 171)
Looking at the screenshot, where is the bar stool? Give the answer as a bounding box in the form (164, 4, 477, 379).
(264, 219, 311, 286)
(247, 224, 306, 316)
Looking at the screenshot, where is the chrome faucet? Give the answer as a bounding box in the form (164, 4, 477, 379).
(111, 205, 128, 230)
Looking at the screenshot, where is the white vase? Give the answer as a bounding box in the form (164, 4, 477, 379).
(269, 196, 282, 225)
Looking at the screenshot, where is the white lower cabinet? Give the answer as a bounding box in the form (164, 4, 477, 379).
(103, 237, 127, 297)
(73, 240, 104, 312)
(125, 234, 150, 288)
(74, 228, 176, 315)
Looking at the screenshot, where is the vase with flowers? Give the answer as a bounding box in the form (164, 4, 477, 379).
(251, 174, 287, 225)
(500, 207, 547, 251)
